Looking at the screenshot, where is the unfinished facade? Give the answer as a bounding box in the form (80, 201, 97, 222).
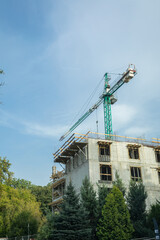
(51, 132, 160, 209)
(50, 166, 65, 211)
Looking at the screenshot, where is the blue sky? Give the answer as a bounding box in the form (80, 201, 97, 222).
(0, 0, 160, 186)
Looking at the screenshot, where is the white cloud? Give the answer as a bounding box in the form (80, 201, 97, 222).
(112, 104, 137, 128)
(0, 109, 68, 138)
(23, 122, 68, 138)
(0, 109, 17, 128)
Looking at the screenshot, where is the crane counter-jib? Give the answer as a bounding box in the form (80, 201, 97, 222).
(59, 98, 103, 141)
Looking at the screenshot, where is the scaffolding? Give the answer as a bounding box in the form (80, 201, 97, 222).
(53, 132, 160, 164)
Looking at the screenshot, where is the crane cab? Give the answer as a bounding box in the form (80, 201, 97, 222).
(110, 95, 117, 104)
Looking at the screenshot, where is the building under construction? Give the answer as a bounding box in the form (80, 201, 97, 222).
(51, 132, 160, 210)
(50, 65, 160, 210)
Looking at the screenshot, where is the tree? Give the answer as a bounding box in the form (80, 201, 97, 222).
(10, 177, 32, 189)
(97, 184, 109, 219)
(52, 181, 92, 240)
(9, 178, 52, 215)
(38, 212, 57, 240)
(97, 186, 133, 240)
(113, 171, 126, 196)
(127, 181, 148, 237)
(80, 177, 98, 239)
(9, 210, 41, 238)
(30, 183, 52, 215)
(0, 183, 42, 238)
(146, 200, 160, 235)
(0, 157, 13, 184)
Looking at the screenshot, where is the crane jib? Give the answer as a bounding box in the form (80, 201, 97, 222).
(69, 98, 103, 132)
(59, 98, 103, 140)
(59, 66, 136, 141)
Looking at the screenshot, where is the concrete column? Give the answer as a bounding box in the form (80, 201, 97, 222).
(70, 157, 73, 172)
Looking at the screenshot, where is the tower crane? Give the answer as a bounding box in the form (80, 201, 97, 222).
(60, 64, 137, 141)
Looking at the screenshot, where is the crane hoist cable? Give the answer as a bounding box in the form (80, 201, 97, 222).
(69, 75, 104, 127)
(60, 64, 137, 141)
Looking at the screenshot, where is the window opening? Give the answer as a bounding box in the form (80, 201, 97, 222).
(99, 144, 110, 162)
(130, 167, 142, 181)
(155, 150, 160, 162)
(100, 165, 112, 181)
(99, 144, 110, 156)
(158, 171, 160, 184)
(129, 148, 139, 159)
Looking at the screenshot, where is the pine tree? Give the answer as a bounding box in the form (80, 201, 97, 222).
(127, 181, 148, 238)
(52, 181, 91, 240)
(113, 171, 126, 196)
(80, 177, 98, 239)
(97, 186, 133, 240)
(38, 212, 57, 240)
(146, 200, 160, 236)
(97, 184, 109, 219)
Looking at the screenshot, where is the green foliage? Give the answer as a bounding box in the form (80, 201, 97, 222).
(0, 183, 42, 238)
(127, 181, 148, 237)
(30, 183, 52, 215)
(38, 213, 56, 240)
(52, 181, 92, 240)
(97, 186, 133, 240)
(0, 157, 49, 238)
(10, 178, 32, 189)
(80, 177, 98, 239)
(9, 210, 41, 237)
(127, 181, 147, 222)
(9, 178, 52, 215)
(97, 184, 109, 218)
(113, 171, 126, 196)
(146, 200, 160, 234)
(0, 157, 13, 184)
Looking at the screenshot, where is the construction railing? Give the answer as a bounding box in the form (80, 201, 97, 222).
(53, 132, 89, 161)
(53, 131, 160, 162)
(89, 131, 160, 146)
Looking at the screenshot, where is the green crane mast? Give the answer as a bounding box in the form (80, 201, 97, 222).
(60, 64, 137, 141)
(104, 73, 113, 135)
